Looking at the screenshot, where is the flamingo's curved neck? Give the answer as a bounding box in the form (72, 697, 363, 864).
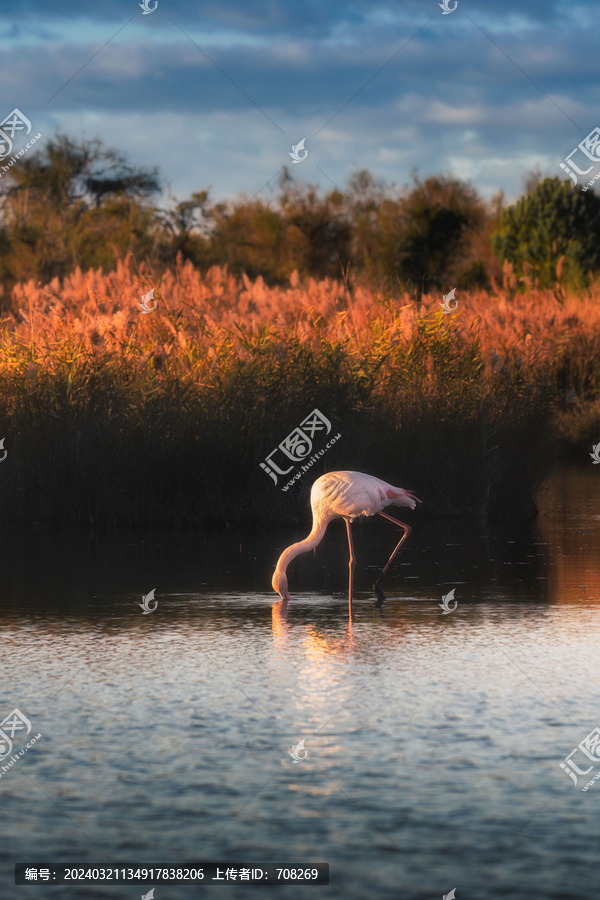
(273, 516, 330, 591)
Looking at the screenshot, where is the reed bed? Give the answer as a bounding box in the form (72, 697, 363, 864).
(0, 255, 597, 527)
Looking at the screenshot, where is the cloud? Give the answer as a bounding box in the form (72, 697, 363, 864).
(0, 0, 597, 202)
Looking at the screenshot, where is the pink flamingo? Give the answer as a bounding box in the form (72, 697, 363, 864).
(272, 471, 420, 604)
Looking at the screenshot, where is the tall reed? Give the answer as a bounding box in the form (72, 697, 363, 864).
(0, 256, 594, 526)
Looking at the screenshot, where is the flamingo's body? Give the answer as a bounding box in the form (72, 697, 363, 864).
(272, 471, 420, 603)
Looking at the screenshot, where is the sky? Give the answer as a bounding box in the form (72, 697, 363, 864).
(0, 0, 598, 208)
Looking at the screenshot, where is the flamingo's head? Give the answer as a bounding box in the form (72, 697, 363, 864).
(385, 487, 421, 510)
(272, 568, 293, 601)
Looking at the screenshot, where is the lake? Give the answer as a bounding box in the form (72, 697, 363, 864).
(1, 464, 599, 898)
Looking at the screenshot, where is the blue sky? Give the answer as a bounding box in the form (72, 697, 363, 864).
(1, 0, 598, 206)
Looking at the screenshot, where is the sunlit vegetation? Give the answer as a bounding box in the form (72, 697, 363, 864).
(1, 256, 598, 526)
(1, 136, 598, 525)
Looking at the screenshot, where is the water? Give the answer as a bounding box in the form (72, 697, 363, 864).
(1, 465, 599, 898)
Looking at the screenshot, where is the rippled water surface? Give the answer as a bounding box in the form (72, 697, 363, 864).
(2, 466, 600, 898)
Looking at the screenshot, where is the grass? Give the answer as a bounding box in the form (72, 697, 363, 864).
(0, 255, 597, 527)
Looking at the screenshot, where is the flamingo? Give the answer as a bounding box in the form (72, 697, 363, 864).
(272, 471, 420, 604)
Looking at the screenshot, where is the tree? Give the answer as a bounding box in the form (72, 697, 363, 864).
(342, 169, 394, 285)
(0, 135, 161, 288)
(278, 169, 353, 280)
(392, 173, 488, 297)
(2, 134, 160, 207)
(207, 196, 290, 282)
(160, 190, 212, 266)
(491, 176, 600, 288)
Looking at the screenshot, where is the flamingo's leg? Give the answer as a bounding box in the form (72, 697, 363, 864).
(345, 518, 356, 612)
(373, 512, 412, 601)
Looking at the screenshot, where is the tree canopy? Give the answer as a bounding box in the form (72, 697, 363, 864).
(491, 176, 600, 288)
(3, 133, 600, 298)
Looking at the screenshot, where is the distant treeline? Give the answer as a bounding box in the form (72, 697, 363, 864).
(2, 134, 600, 303)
